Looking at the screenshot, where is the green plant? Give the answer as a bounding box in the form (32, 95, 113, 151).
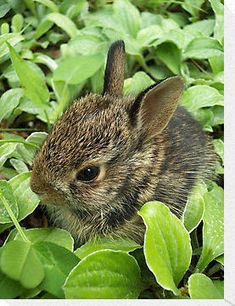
(0, 0, 224, 299)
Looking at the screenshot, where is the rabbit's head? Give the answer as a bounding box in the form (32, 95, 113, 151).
(30, 40, 183, 237)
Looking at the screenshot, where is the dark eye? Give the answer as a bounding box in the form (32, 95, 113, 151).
(76, 166, 100, 182)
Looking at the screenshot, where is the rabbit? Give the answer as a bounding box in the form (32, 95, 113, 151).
(30, 40, 216, 245)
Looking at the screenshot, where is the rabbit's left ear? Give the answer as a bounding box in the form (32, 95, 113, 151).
(129, 76, 184, 136)
(103, 40, 125, 97)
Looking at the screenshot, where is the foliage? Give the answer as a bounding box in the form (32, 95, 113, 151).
(0, 0, 224, 300)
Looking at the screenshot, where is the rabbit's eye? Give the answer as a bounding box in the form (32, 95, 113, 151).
(76, 166, 100, 182)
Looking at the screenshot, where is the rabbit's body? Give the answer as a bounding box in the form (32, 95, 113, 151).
(31, 41, 215, 244)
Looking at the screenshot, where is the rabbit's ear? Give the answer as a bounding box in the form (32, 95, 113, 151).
(103, 40, 125, 96)
(129, 76, 184, 136)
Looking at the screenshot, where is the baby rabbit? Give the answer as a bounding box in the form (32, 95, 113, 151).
(30, 40, 216, 244)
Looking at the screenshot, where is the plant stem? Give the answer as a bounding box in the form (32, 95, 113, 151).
(0, 193, 29, 243)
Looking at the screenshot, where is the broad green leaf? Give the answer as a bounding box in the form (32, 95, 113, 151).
(182, 182, 207, 233)
(0, 143, 17, 169)
(75, 237, 141, 259)
(35, 19, 54, 39)
(0, 88, 23, 121)
(196, 184, 224, 272)
(124, 71, 154, 96)
(10, 159, 29, 173)
(209, 0, 224, 44)
(156, 42, 181, 74)
(137, 25, 163, 47)
(181, 85, 223, 113)
(0, 240, 44, 289)
(0, 33, 24, 62)
(188, 273, 223, 299)
(0, 180, 19, 224)
(0, 270, 24, 298)
(15, 228, 74, 251)
(12, 14, 24, 32)
(14, 132, 47, 165)
(34, 0, 58, 12)
(113, 0, 140, 37)
(182, 0, 205, 17)
(0, 3, 11, 18)
(184, 19, 215, 37)
(209, 55, 224, 74)
(184, 37, 223, 59)
(54, 54, 103, 84)
(34, 241, 79, 298)
(7, 43, 50, 107)
(138, 201, 192, 295)
(9, 172, 40, 220)
(213, 139, 224, 165)
(215, 255, 224, 265)
(64, 250, 142, 298)
(44, 12, 78, 38)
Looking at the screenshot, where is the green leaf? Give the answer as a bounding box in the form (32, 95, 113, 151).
(0, 33, 24, 62)
(15, 228, 74, 251)
(182, 182, 207, 233)
(184, 19, 215, 37)
(0, 270, 24, 298)
(215, 255, 224, 265)
(0, 3, 11, 18)
(9, 172, 40, 221)
(0, 180, 19, 224)
(209, 0, 224, 44)
(64, 250, 142, 298)
(124, 71, 154, 96)
(184, 37, 223, 59)
(138, 201, 192, 295)
(0, 88, 23, 122)
(196, 183, 224, 272)
(54, 54, 103, 84)
(156, 42, 181, 74)
(188, 273, 223, 299)
(182, 0, 205, 17)
(137, 25, 163, 47)
(7, 43, 50, 107)
(11, 14, 24, 32)
(44, 12, 78, 38)
(113, 0, 140, 37)
(75, 237, 141, 259)
(181, 85, 223, 113)
(213, 139, 224, 165)
(34, 0, 58, 12)
(0, 143, 17, 169)
(0, 240, 44, 289)
(10, 159, 29, 173)
(34, 241, 79, 298)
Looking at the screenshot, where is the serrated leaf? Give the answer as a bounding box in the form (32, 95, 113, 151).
(182, 182, 207, 233)
(181, 85, 223, 113)
(7, 43, 49, 107)
(9, 172, 40, 221)
(188, 273, 223, 299)
(34, 241, 79, 298)
(124, 71, 154, 96)
(196, 184, 224, 272)
(15, 228, 74, 251)
(138, 201, 192, 295)
(54, 54, 103, 84)
(183, 37, 223, 59)
(63, 250, 142, 298)
(0, 240, 44, 289)
(75, 237, 141, 259)
(0, 180, 19, 224)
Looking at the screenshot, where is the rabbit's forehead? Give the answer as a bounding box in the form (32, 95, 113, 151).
(41, 99, 132, 169)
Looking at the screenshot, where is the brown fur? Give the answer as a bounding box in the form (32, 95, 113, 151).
(30, 41, 216, 245)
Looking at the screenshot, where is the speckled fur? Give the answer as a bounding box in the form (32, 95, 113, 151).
(31, 41, 216, 245)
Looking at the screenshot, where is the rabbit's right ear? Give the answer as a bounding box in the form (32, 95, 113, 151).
(103, 40, 125, 97)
